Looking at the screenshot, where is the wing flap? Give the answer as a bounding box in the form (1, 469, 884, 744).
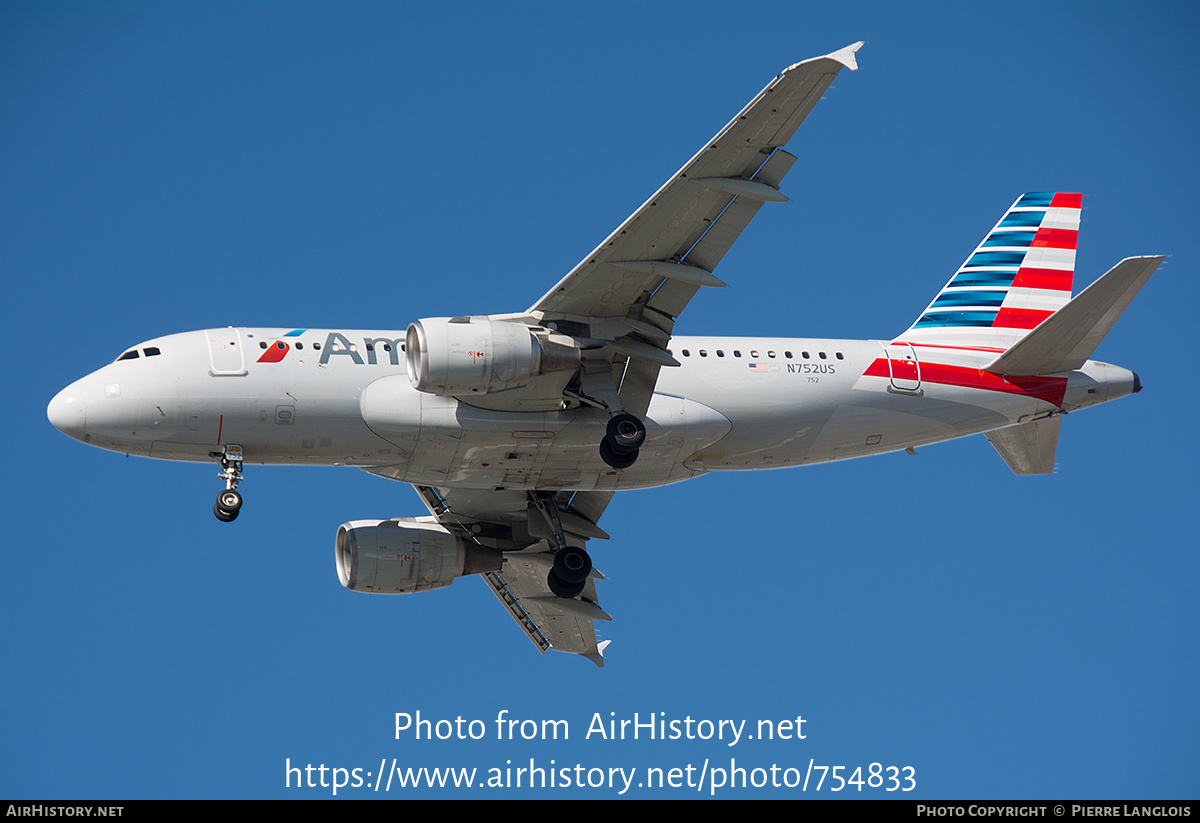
(482, 570, 552, 655)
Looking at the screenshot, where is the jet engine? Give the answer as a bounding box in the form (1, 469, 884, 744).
(406, 317, 579, 396)
(336, 518, 502, 594)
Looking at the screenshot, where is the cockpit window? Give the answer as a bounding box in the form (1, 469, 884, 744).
(116, 350, 139, 362)
(143, 347, 160, 357)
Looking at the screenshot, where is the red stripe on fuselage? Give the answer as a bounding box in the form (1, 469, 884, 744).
(863, 358, 1067, 406)
(895, 342, 1008, 353)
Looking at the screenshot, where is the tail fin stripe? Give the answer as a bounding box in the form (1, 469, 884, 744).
(930, 290, 1008, 308)
(951, 270, 1017, 287)
(914, 310, 998, 328)
(1021, 247, 1076, 271)
(966, 251, 1027, 267)
(982, 232, 1036, 248)
(1011, 267, 1073, 290)
(1041, 206, 1083, 229)
(1049, 192, 1083, 208)
(1017, 192, 1056, 207)
(1002, 289, 1071, 312)
(999, 211, 1046, 228)
(1030, 227, 1078, 249)
(993, 307, 1053, 329)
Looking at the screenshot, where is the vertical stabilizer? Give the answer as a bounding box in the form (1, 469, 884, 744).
(901, 192, 1082, 350)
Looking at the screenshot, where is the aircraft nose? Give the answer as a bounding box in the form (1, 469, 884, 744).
(47, 384, 87, 440)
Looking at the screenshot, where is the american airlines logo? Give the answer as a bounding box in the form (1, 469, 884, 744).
(255, 331, 407, 367)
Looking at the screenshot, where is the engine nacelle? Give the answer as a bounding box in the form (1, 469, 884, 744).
(406, 317, 578, 396)
(335, 518, 502, 594)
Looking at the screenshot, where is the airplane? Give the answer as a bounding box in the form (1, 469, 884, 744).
(46, 42, 1162, 666)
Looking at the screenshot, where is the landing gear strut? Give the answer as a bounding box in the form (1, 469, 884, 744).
(530, 491, 592, 599)
(210, 446, 244, 522)
(600, 412, 646, 469)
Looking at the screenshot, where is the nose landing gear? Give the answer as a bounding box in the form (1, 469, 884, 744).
(213, 488, 242, 522)
(210, 446, 244, 522)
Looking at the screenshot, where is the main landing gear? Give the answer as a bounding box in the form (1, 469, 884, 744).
(568, 369, 648, 470)
(210, 446, 244, 522)
(599, 412, 646, 470)
(530, 491, 593, 600)
(549, 545, 592, 599)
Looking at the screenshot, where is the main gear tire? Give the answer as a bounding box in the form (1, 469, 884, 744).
(599, 439, 638, 469)
(547, 569, 585, 599)
(553, 546, 592, 584)
(605, 413, 646, 454)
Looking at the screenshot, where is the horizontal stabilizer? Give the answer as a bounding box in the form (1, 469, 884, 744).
(984, 256, 1163, 376)
(986, 416, 1061, 475)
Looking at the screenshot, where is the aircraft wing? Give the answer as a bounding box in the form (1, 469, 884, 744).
(363, 46, 863, 663)
(406, 482, 615, 666)
(516, 43, 863, 417)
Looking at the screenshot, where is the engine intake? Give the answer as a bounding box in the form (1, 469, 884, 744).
(406, 317, 578, 396)
(336, 518, 502, 594)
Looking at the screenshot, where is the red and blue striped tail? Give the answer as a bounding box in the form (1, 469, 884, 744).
(901, 192, 1081, 350)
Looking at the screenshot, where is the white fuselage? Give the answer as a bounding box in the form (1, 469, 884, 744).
(47, 327, 1138, 491)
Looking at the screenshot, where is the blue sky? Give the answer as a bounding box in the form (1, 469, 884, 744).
(4, 1, 1197, 799)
